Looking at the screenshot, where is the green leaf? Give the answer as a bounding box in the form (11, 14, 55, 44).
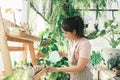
(49, 72, 58, 80)
(63, 62, 69, 67)
(14, 61, 17, 67)
(110, 38, 118, 48)
(61, 57, 68, 61)
(99, 30, 106, 36)
(41, 47, 49, 54)
(90, 50, 102, 68)
(51, 44, 58, 51)
(55, 61, 62, 67)
(45, 60, 52, 66)
(117, 37, 120, 43)
(87, 31, 98, 39)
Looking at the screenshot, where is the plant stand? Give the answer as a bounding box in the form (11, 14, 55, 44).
(0, 7, 13, 76)
(0, 7, 40, 77)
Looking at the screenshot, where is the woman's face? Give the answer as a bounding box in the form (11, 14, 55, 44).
(62, 29, 77, 41)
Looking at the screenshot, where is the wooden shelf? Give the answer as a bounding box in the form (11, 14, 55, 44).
(6, 32, 40, 43)
(5, 32, 40, 64)
(0, 8, 40, 77)
(97, 65, 116, 78)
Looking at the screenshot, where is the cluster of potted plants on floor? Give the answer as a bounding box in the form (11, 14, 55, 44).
(89, 18, 120, 77)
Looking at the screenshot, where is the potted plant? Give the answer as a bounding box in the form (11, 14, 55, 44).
(99, 19, 120, 48)
(107, 54, 120, 77)
(98, 19, 120, 68)
(35, 28, 70, 80)
(90, 50, 103, 69)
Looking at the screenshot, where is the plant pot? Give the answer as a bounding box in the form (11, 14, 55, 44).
(113, 68, 120, 77)
(101, 48, 120, 68)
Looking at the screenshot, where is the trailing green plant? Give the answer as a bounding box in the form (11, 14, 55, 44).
(86, 19, 120, 48)
(85, 23, 100, 39)
(29, 0, 119, 43)
(37, 28, 59, 57)
(36, 28, 70, 79)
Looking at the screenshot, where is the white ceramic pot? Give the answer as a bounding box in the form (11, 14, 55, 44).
(101, 48, 120, 68)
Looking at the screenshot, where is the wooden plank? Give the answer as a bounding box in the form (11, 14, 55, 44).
(22, 44, 27, 61)
(6, 32, 40, 42)
(7, 36, 32, 43)
(28, 43, 37, 64)
(97, 66, 115, 78)
(8, 46, 24, 51)
(0, 7, 13, 76)
(20, 32, 40, 41)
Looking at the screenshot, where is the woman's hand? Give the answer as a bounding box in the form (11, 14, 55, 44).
(33, 65, 45, 75)
(46, 67, 59, 73)
(58, 51, 68, 57)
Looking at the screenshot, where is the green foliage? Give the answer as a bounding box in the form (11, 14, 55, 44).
(48, 72, 69, 80)
(90, 50, 103, 68)
(87, 19, 120, 48)
(86, 23, 100, 39)
(99, 19, 120, 48)
(87, 31, 99, 39)
(39, 57, 69, 80)
(37, 28, 69, 79)
(14, 61, 17, 68)
(3, 69, 29, 80)
(37, 29, 59, 57)
(70, 0, 118, 19)
(48, 57, 69, 80)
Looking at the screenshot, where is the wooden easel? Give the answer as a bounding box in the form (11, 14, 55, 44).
(0, 7, 40, 77)
(0, 7, 13, 76)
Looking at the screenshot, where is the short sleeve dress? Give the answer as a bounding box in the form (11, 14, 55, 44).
(68, 38, 93, 80)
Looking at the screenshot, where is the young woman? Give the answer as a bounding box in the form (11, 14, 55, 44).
(46, 16, 93, 80)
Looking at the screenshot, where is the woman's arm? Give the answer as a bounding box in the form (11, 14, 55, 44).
(58, 51, 68, 57)
(47, 57, 89, 73)
(47, 40, 91, 73)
